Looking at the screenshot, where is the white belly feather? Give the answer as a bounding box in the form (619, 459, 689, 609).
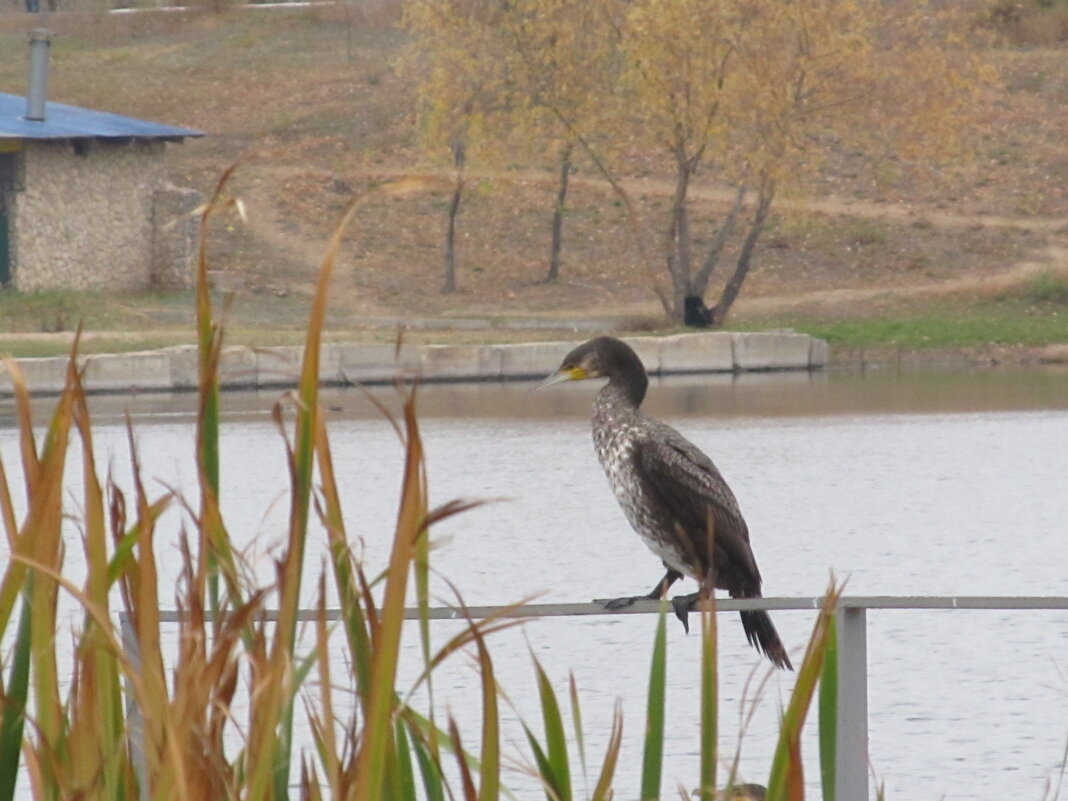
(592, 408, 694, 579)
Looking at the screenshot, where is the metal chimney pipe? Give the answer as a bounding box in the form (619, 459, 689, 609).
(26, 29, 52, 122)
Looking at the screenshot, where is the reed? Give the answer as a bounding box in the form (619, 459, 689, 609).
(0, 170, 842, 801)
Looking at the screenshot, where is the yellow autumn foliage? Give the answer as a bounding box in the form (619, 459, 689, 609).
(403, 0, 990, 322)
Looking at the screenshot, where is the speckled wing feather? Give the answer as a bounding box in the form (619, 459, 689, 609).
(632, 420, 762, 588)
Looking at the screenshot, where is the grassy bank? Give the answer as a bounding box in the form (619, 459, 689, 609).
(2, 286, 1067, 360)
(763, 298, 1068, 352)
(795, 304, 1068, 351)
(2, 292, 1068, 360)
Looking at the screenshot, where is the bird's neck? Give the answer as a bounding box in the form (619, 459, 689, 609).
(596, 375, 646, 415)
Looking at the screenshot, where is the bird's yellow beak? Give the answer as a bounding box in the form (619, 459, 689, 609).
(535, 366, 587, 390)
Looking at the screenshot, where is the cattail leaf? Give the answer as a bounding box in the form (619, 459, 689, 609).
(449, 717, 479, 801)
(590, 702, 624, 801)
(568, 674, 587, 783)
(473, 626, 499, 801)
(0, 599, 32, 801)
(407, 718, 447, 801)
(766, 580, 844, 801)
(521, 722, 556, 801)
(393, 718, 419, 801)
(699, 599, 718, 801)
(641, 603, 669, 801)
(314, 413, 374, 707)
(532, 656, 571, 801)
(354, 387, 426, 801)
(819, 613, 839, 801)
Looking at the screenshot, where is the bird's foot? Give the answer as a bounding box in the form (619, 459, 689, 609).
(670, 592, 700, 634)
(600, 595, 646, 610)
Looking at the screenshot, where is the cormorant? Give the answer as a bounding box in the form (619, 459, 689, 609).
(539, 336, 792, 670)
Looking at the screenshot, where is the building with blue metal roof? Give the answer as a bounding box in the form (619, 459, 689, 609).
(1, 31, 203, 292)
(0, 92, 203, 142)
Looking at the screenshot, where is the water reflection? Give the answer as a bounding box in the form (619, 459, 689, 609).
(7, 363, 1065, 426)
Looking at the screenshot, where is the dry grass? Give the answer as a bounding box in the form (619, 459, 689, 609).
(0, 3, 1066, 347)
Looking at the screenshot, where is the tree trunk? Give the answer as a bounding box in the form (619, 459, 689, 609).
(443, 180, 462, 293)
(683, 295, 713, 327)
(545, 143, 573, 282)
(443, 142, 466, 294)
(693, 180, 748, 299)
(710, 178, 775, 326)
(666, 157, 694, 321)
(551, 109, 672, 315)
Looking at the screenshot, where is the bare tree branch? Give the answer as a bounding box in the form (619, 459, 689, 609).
(693, 177, 749, 298)
(711, 176, 776, 326)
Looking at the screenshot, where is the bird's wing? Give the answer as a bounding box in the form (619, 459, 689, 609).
(633, 422, 761, 584)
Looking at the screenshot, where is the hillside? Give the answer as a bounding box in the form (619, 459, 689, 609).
(1, 3, 1067, 362)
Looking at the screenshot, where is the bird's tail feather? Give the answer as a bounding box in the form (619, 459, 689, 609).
(740, 610, 792, 671)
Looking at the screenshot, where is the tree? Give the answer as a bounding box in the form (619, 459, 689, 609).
(402, 0, 513, 293)
(491, 0, 626, 282)
(404, 0, 985, 321)
(406, 0, 627, 286)
(610, 0, 984, 325)
(538, 0, 984, 324)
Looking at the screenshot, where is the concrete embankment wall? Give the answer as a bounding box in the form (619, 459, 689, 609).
(0, 331, 828, 397)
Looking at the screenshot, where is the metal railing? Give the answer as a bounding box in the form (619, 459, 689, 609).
(120, 595, 1068, 801)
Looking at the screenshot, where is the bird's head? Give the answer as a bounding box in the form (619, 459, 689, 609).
(537, 339, 606, 388)
(536, 336, 648, 404)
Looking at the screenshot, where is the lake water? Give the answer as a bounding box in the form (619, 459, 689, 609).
(3, 366, 1068, 800)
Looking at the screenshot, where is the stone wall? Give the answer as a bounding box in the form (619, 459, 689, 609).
(151, 183, 200, 289)
(0, 332, 830, 397)
(10, 139, 173, 291)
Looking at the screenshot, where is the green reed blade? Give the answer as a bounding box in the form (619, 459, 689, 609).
(474, 628, 500, 801)
(353, 389, 427, 801)
(533, 656, 571, 801)
(766, 580, 843, 801)
(641, 603, 668, 801)
(193, 167, 238, 623)
(26, 355, 79, 800)
(106, 498, 170, 588)
(567, 675, 587, 784)
(249, 196, 361, 801)
(393, 718, 418, 801)
(0, 598, 31, 801)
(699, 600, 718, 801)
(383, 733, 409, 801)
(0, 452, 18, 569)
(521, 722, 556, 801)
(408, 719, 446, 801)
(194, 164, 237, 503)
(313, 415, 374, 707)
(72, 374, 126, 796)
(449, 716, 479, 801)
(590, 702, 623, 801)
(819, 613, 839, 801)
(310, 582, 338, 792)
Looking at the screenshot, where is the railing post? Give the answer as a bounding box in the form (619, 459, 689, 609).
(835, 606, 869, 801)
(120, 613, 150, 801)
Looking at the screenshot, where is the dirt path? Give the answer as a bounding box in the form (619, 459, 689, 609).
(349, 165, 1068, 232)
(228, 162, 1068, 320)
(245, 162, 1068, 233)
(649, 179, 1067, 234)
(737, 245, 1068, 316)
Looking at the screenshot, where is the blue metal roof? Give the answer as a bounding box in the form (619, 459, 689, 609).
(0, 92, 203, 140)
